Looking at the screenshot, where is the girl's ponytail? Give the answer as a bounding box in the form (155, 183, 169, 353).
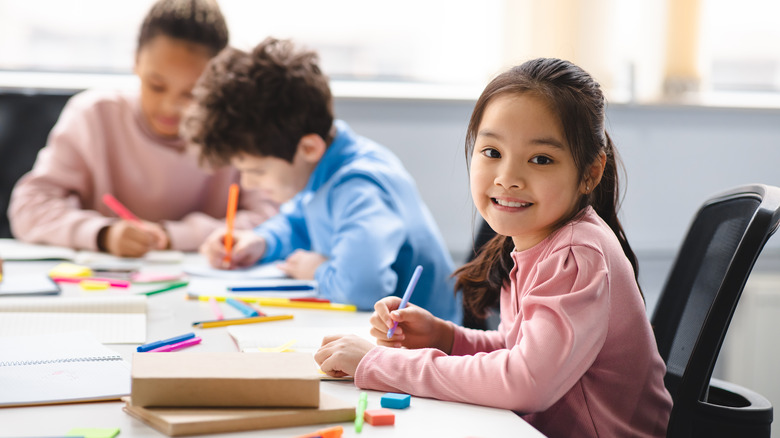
(590, 133, 641, 297)
(455, 233, 514, 318)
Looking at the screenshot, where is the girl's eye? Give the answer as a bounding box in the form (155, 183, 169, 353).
(530, 155, 553, 165)
(148, 83, 165, 93)
(481, 148, 501, 159)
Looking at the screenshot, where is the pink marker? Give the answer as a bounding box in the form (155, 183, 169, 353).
(209, 297, 224, 320)
(102, 193, 147, 230)
(149, 336, 202, 352)
(51, 276, 131, 288)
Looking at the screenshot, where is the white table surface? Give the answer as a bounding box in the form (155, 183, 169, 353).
(0, 255, 545, 438)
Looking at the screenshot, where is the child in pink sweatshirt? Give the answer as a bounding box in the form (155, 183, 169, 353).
(315, 58, 673, 437)
(9, 0, 276, 257)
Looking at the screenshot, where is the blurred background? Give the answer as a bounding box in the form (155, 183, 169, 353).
(2, 0, 780, 101)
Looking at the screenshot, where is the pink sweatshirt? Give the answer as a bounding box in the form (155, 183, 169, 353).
(9, 89, 278, 251)
(355, 207, 672, 437)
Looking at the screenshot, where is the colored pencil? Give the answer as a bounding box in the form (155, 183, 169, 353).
(189, 294, 357, 312)
(192, 314, 294, 329)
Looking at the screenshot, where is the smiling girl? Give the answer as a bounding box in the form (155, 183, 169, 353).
(315, 58, 672, 437)
(9, 0, 276, 257)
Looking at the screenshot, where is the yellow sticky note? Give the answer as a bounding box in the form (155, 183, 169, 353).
(66, 427, 120, 438)
(80, 280, 110, 291)
(257, 339, 297, 353)
(49, 262, 92, 278)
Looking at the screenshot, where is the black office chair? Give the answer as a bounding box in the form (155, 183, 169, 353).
(0, 91, 74, 238)
(651, 184, 780, 437)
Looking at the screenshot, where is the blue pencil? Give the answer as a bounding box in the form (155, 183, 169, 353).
(387, 265, 423, 339)
(226, 297, 259, 317)
(228, 284, 315, 292)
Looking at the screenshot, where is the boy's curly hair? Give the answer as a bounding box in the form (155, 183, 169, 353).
(183, 37, 334, 165)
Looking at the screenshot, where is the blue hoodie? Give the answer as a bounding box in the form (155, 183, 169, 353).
(255, 120, 461, 322)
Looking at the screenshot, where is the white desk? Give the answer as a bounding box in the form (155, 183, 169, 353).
(0, 255, 544, 438)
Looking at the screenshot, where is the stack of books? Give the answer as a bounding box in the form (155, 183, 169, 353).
(123, 352, 355, 436)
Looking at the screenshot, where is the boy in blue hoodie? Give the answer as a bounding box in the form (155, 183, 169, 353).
(186, 37, 460, 322)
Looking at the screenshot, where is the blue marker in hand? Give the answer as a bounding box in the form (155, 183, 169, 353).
(387, 265, 423, 339)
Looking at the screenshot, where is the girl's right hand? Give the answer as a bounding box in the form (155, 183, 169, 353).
(101, 221, 157, 257)
(199, 228, 265, 269)
(369, 296, 454, 353)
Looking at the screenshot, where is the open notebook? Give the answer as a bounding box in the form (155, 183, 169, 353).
(0, 238, 77, 261)
(0, 270, 60, 296)
(0, 295, 147, 343)
(182, 262, 288, 279)
(227, 325, 372, 353)
(0, 331, 131, 407)
(0, 239, 183, 265)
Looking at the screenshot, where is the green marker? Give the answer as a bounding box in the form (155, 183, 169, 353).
(142, 280, 188, 296)
(355, 391, 368, 433)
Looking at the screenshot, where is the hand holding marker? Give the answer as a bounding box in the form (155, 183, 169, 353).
(387, 265, 423, 339)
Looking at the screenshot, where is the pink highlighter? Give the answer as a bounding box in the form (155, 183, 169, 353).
(102, 193, 147, 230)
(149, 337, 202, 352)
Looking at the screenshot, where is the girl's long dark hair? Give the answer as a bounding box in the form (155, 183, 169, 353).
(455, 58, 641, 317)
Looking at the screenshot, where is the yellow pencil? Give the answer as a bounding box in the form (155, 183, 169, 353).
(189, 294, 358, 312)
(192, 314, 294, 329)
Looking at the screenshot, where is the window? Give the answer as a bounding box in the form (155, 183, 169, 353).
(0, 0, 505, 87)
(1, 0, 778, 105)
(701, 0, 780, 92)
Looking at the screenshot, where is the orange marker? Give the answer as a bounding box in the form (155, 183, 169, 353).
(222, 183, 240, 268)
(294, 425, 343, 438)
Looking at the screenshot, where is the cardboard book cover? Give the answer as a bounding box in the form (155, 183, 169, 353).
(122, 394, 355, 436)
(131, 352, 320, 408)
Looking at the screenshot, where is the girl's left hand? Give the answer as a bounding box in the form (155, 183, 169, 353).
(277, 249, 328, 280)
(314, 334, 376, 378)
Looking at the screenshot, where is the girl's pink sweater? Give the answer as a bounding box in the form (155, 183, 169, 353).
(355, 207, 672, 437)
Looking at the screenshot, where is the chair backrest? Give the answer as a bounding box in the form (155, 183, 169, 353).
(0, 91, 74, 238)
(651, 184, 780, 436)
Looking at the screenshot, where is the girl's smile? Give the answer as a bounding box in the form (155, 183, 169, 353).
(491, 197, 532, 210)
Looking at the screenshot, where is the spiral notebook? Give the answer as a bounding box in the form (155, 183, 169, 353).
(0, 331, 131, 407)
